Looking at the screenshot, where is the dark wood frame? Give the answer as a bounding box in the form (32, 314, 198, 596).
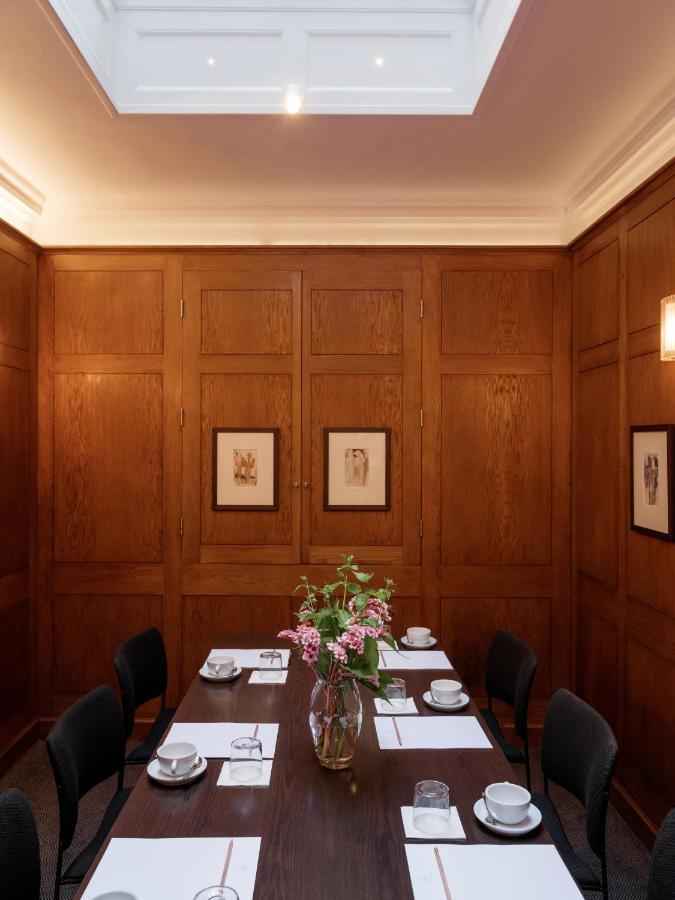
(212, 427, 280, 511)
(630, 424, 675, 541)
(323, 427, 391, 511)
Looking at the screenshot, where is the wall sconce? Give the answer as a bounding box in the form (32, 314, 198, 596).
(661, 295, 675, 361)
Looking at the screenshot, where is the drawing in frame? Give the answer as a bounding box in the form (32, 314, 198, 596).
(212, 428, 279, 511)
(630, 425, 675, 541)
(324, 428, 391, 511)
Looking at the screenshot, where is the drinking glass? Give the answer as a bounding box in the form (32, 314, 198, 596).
(413, 780, 451, 834)
(193, 888, 239, 900)
(384, 677, 407, 711)
(229, 737, 263, 783)
(259, 650, 283, 681)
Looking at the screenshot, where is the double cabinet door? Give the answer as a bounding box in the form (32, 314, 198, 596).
(181, 264, 421, 566)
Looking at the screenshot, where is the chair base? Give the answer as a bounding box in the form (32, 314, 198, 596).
(125, 707, 176, 765)
(531, 793, 604, 893)
(60, 788, 131, 885)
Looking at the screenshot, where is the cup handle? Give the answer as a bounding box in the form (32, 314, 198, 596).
(171, 759, 177, 775)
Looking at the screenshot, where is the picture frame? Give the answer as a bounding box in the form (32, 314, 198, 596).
(630, 425, 675, 541)
(212, 428, 279, 511)
(323, 428, 391, 511)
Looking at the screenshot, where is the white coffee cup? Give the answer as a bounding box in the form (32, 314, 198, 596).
(484, 781, 531, 825)
(206, 654, 235, 676)
(430, 678, 462, 705)
(156, 741, 198, 777)
(407, 627, 431, 645)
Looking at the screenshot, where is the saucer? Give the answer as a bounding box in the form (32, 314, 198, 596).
(473, 798, 542, 836)
(147, 756, 207, 786)
(400, 635, 437, 649)
(199, 664, 242, 683)
(423, 690, 470, 712)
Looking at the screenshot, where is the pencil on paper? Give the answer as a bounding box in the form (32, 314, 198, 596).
(380, 650, 387, 668)
(392, 716, 403, 747)
(252, 723, 259, 740)
(434, 847, 452, 900)
(220, 838, 234, 887)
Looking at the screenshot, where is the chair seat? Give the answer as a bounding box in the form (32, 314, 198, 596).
(479, 706, 525, 764)
(125, 706, 176, 764)
(61, 788, 131, 884)
(531, 793, 602, 890)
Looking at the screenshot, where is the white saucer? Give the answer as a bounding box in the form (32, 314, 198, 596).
(199, 664, 242, 683)
(473, 798, 542, 836)
(147, 756, 207, 786)
(423, 690, 470, 712)
(400, 635, 437, 649)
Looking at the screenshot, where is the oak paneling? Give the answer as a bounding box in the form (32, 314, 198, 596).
(441, 270, 552, 356)
(441, 374, 552, 565)
(0, 249, 31, 351)
(575, 364, 618, 587)
(577, 240, 619, 351)
(577, 604, 618, 732)
(53, 373, 163, 563)
(0, 600, 30, 741)
(311, 289, 403, 355)
(201, 289, 293, 355)
(54, 270, 163, 355)
(0, 366, 30, 577)
(627, 198, 675, 334)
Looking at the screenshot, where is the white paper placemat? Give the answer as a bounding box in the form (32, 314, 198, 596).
(210, 648, 290, 669)
(374, 697, 419, 715)
(249, 670, 288, 685)
(379, 650, 452, 670)
(164, 722, 279, 758)
(81, 837, 261, 900)
(405, 844, 584, 899)
(401, 806, 466, 840)
(374, 715, 492, 750)
(377, 639, 399, 650)
(218, 760, 273, 787)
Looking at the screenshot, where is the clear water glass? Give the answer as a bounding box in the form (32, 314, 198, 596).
(413, 780, 451, 834)
(229, 736, 263, 783)
(193, 888, 239, 900)
(259, 650, 283, 681)
(384, 677, 407, 711)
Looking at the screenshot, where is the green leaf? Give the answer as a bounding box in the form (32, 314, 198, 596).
(354, 570, 373, 583)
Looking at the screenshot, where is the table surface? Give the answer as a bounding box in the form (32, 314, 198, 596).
(75, 634, 552, 899)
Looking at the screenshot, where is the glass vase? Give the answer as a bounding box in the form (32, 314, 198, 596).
(309, 677, 362, 770)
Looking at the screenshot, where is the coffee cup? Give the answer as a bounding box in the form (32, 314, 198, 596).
(206, 654, 235, 676)
(484, 781, 531, 825)
(430, 678, 462, 705)
(407, 627, 431, 645)
(156, 741, 198, 777)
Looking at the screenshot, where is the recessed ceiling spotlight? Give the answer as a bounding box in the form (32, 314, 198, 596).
(375, 56, 384, 67)
(284, 83, 303, 115)
(207, 57, 215, 67)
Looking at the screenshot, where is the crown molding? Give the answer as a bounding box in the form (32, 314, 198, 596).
(0, 160, 44, 238)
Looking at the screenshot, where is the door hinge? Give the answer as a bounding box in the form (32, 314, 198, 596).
(420, 299, 424, 319)
(179, 516, 184, 537)
(420, 519, 424, 538)
(180, 407, 185, 428)
(180, 298, 185, 318)
(420, 408, 424, 428)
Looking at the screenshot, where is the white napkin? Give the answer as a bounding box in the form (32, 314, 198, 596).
(401, 806, 466, 840)
(80, 837, 261, 900)
(163, 722, 279, 758)
(249, 670, 288, 685)
(374, 697, 419, 715)
(210, 648, 290, 669)
(218, 760, 273, 788)
(379, 650, 452, 670)
(374, 715, 492, 750)
(405, 844, 584, 900)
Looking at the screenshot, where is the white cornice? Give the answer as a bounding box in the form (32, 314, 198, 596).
(0, 160, 44, 237)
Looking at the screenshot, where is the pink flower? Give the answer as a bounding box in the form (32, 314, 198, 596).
(278, 628, 301, 645)
(368, 675, 380, 687)
(326, 641, 348, 663)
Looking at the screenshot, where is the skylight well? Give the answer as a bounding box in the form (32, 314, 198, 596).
(48, 0, 525, 114)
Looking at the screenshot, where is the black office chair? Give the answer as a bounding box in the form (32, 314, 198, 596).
(648, 808, 675, 900)
(46, 684, 130, 899)
(114, 626, 176, 766)
(0, 788, 41, 899)
(479, 629, 537, 790)
(532, 688, 618, 900)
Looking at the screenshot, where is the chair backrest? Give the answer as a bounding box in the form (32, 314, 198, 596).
(114, 627, 169, 739)
(648, 808, 675, 900)
(46, 684, 125, 852)
(484, 629, 537, 740)
(0, 789, 40, 900)
(541, 688, 618, 860)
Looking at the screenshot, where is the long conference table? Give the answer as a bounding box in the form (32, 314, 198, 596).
(75, 634, 577, 899)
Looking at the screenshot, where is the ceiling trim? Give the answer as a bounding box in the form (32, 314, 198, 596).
(0, 159, 44, 237)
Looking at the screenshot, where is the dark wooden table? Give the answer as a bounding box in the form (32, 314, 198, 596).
(76, 635, 552, 898)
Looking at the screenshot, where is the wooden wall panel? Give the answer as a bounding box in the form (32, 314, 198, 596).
(577, 240, 619, 351)
(0, 599, 31, 746)
(311, 289, 403, 355)
(0, 366, 30, 577)
(577, 604, 618, 732)
(201, 289, 293, 355)
(0, 249, 31, 351)
(441, 374, 552, 565)
(627, 196, 675, 334)
(53, 373, 163, 563)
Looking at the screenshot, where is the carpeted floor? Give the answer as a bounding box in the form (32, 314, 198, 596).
(0, 741, 650, 899)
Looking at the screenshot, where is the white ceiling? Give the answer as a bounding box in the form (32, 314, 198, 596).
(0, 0, 673, 246)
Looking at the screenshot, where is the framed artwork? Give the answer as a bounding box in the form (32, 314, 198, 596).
(324, 428, 391, 511)
(212, 428, 279, 511)
(630, 425, 675, 541)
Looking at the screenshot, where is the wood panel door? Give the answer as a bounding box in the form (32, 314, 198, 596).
(302, 267, 422, 565)
(182, 269, 302, 565)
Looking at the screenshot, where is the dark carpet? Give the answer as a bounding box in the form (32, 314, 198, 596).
(0, 741, 650, 899)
